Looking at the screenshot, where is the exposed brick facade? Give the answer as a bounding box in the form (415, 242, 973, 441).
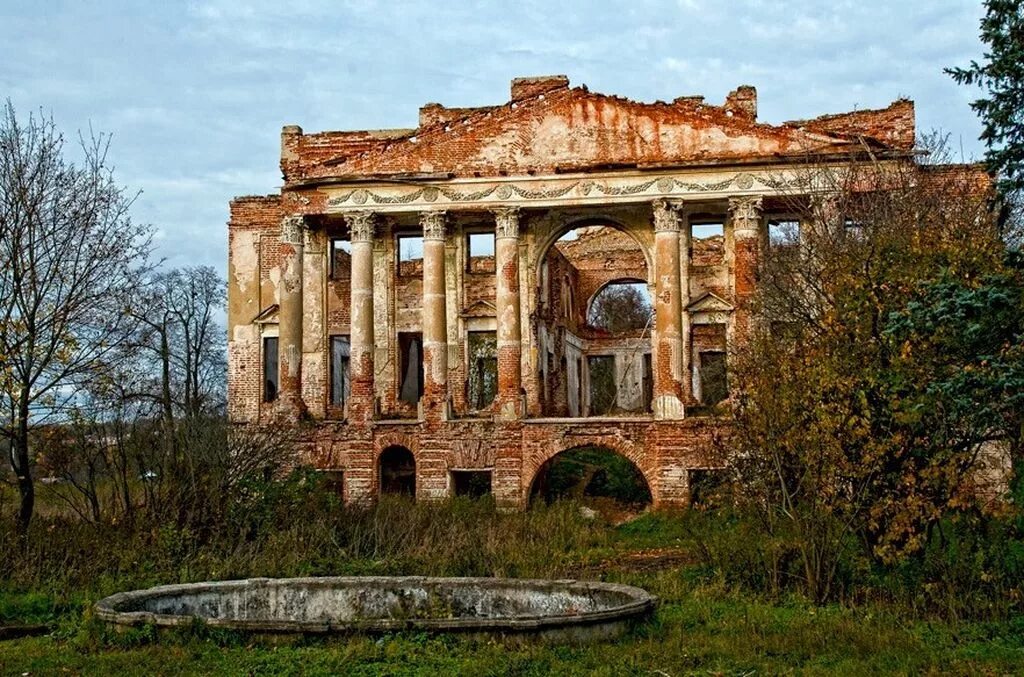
(227, 75, 928, 508)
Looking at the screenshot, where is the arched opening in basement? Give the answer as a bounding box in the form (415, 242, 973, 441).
(535, 223, 653, 417)
(379, 446, 416, 497)
(529, 445, 652, 521)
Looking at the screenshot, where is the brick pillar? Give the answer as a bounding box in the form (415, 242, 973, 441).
(278, 214, 307, 420)
(421, 210, 448, 422)
(346, 211, 377, 424)
(652, 199, 685, 420)
(678, 204, 694, 405)
(728, 195, 763, 343)
(493, 207, 522, 420)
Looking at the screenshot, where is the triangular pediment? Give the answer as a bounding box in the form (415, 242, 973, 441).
(462, 300, 497, 318)
(687, 293, 734, 314)
(312, 85, 912, 180)
(252, 304, 279, 325)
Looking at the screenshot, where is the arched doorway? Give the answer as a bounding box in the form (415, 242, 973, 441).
(535, 223, 654, 417)
(529, 445, 652, 518)
(379, 445, 416, 497)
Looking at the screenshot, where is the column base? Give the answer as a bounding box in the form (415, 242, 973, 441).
(653, 394, 686, 420)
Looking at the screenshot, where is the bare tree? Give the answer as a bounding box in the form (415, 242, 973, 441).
(0, 101, 153, 533)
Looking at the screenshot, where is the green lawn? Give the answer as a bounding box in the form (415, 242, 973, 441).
(2, 510, 1023, 676)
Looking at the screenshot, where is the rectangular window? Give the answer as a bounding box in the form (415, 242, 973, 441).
(467, 231, 495, 274)
(698, 351, 728, 406)
(263, 336, 279, 402)
(452, 470, 492, 498)
(321, 469, 344, 500)
(467, 331, 498, 410)
(691, 220, 726, 265)
(330, 335, 350, 408)
(768, 219, 800, 247)
(331, 239, 351, 279)
(588, 355, 617, 416)
(642, 353, 653, 412)
(398, 332, 424, 405)
(397, 234, 424, 277)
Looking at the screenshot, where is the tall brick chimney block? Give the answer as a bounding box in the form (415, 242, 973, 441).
(725, 86, 757, 121)
(510, 75, 570, 102)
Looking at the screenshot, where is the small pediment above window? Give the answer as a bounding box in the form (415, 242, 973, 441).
(252, 304, 279, 325)
(687, 293, 733, 314)
(462, 300, 497, 318)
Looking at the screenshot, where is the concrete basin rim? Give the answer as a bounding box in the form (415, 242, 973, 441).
(94, 576, 657, 633)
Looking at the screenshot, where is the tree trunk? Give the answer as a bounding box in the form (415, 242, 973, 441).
(12, 408, 34, 535)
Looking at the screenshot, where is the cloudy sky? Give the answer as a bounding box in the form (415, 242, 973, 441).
(1, 1, 988, 274)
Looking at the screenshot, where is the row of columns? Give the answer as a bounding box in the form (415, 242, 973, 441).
(275, 197, 762, 422)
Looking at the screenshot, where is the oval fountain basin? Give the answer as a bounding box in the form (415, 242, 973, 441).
(94, 576, 656, 641)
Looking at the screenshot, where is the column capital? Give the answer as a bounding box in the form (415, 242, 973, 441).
(652, 199, 681, 233)
(727, 195, 764, 222)
(492, 206, 521, 239)
(420, 210, 448, 241)
(281, 214, 308, 245)
(345, 211, 377, 243)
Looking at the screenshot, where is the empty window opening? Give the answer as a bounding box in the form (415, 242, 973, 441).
(588, 355, 617, 416)
(529, 446, 652, 514)
(331, 238, 351, 279)
(588, 281, 653, 333)
(397, 234, 424, 277)
(642, 353, 653, 412)
(698, 351, 728, 406)
(398, 332, 424, 405)
(452, 470, 492, 498)
(467, 231, 495, 274)
(263, 336, 279, 402)
(844, 216, 866, 239)
(691, 221, 725, 265)
(689, 468, 730, 509)
(467, 331, 497, 410)
(768, 219, 800, 247)
(330, 335, 350, 408)
(321, 469, 344, 500)
(379, 446, 416, 496)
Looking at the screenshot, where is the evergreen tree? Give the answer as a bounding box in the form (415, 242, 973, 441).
(947, 1, 1024, 195)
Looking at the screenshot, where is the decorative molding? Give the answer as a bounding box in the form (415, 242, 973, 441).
(281, 215, 306, 245)
(493, 206, 521, 239)
(420, 210, 447, 240)
(727, 195, 764, 223)
(326, 170, 813, 212)
(345, 211, 377, 242)
(652, 199, 680, 233)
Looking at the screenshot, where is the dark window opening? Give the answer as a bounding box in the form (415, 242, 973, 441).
(331, 239, 351, 279)
(399, 332, 424, 405)
(642, 353, 653, 412)
(699, 351, 728, 406)
(379, 446, 416, 496)
(330, 335, 350, 408)
(397, 234, 424, 277)
(691, 221, 726, 265)
(689, 468, 730, 508)
(467, 231, 495, 274)
(576, 357, 584, 417)
(452, 470, 492, 498)
(321, 469, 344, 500)
(844, 216, 866, 239)
(467, 331, 497, 410)
(263, 336, 279, 402)
(588, 355, 616, 416)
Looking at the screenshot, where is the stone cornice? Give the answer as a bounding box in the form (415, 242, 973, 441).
(322, 165, 822, 214)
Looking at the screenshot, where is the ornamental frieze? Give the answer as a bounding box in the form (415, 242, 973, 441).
(325, 170, 811, 212)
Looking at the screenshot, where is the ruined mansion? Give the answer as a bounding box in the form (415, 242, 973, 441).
(227, 75, 921, 508)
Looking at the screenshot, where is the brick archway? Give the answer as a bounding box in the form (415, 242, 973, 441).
(522, 434, 658, 505)
(373, 431, 420, 461)
(532, 216, 654, 283)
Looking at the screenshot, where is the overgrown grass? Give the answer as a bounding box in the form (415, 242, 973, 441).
(2, 473, 1023, 674)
